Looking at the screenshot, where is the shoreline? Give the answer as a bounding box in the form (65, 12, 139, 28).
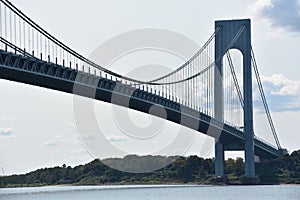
(0, 182, 206, 189)
(2, 182, 299, 189)
(1, 151, 299, 189)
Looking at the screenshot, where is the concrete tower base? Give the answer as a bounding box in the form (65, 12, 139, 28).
(242, 176, 260, 185)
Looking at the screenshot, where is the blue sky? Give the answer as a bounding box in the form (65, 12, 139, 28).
(0, 0, 300, 175)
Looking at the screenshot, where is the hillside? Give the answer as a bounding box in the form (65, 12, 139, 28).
(0, 150, 299, 187)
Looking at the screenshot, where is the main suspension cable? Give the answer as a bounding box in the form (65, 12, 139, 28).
(251, 46, 281, 149)
(149, 26, 221, 83)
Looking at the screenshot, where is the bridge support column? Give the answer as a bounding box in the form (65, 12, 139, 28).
(215, 140, 224, 177)
(212, 140, 228, 184)
(241, 20, 259, 184)
(214, 19, 259, 184)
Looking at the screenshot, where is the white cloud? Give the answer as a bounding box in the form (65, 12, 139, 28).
(250, 0, 272, 14)
(1, 117, 21, 123)
(250, 0, 300, 34)
(105, 134, 126, 142)
(66, 122, 77, 130)
(262, 74, 300, 96)
(0, 128, 12, 136)
(254, 74, 300, 112)
(80, 132, 96, 141)
(43, 134, 80, 147)
(43, 142, 58, 147)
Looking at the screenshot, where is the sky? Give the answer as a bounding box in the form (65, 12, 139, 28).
(0, 0, 300, 175)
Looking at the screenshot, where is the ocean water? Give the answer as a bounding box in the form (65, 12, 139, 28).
(0, 185, 299, 200)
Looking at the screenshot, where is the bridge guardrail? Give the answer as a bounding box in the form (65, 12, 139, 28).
(254, 135, 278, 151)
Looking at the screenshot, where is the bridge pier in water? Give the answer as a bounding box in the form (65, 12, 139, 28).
(214, 19, 259, 184)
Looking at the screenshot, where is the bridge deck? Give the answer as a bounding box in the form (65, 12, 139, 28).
(0, 50, 284, 159)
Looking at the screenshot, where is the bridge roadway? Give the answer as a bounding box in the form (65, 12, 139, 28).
(0, 50, 285, 160)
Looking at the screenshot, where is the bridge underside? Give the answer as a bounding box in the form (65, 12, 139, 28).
(0, 50, 283, 162)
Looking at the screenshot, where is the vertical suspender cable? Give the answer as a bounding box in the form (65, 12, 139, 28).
(9, 10, 11, 43)
(22, 21, 24, 51)
(18, 17, 20, 49)
(32, 28, 34, 55)
(13, 14, 15, 46)
(0, 3, 2, 49)
(4, 6, 6, 40)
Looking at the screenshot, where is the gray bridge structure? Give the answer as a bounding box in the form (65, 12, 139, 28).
(0, 0, 287, 184)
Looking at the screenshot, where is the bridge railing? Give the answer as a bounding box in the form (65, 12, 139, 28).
(254, 135, 278, 151)
(0, 0, 131, 84)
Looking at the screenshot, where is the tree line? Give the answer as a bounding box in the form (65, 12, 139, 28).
(0, 150, 299, 187)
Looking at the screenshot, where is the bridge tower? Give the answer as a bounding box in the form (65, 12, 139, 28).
(214, 19, 258, 184)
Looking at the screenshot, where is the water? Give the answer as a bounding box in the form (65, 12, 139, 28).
(0, 185, 299, 200)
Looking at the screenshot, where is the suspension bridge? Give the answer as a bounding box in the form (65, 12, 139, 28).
(0, 0, 287, 184)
